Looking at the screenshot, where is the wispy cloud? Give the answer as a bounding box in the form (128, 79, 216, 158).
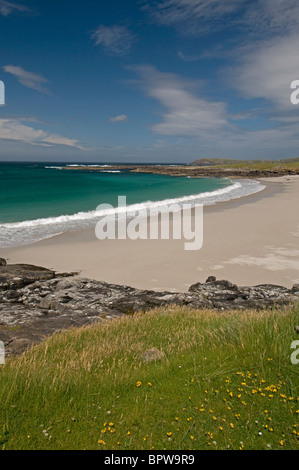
(178, 51, 201, 62)
(144, 0, 245, 34)
(155, 2, 299, 128)
(243, 0, 299, 35)
(0, 117, 86, 150)
(225, 2, 299, 122)
(145, 0, 299, 36)
(131, 65, 231, 138)
(230, 34, 299, 115)
(92, 24, 135, 56)
(3, 65, 50, 94)
(129, 64, 299, 159)
(1, 115, 52, 125)
(0, 0, 30, 16)
(109, 114, 128, 123)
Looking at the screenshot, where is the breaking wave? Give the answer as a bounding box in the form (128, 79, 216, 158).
(0, 179, 265, 247)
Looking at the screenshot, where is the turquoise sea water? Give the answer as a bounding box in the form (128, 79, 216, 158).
(0, 162, 265, 247)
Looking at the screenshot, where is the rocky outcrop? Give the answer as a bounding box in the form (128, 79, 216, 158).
(0, 263, 56, 291)
(131, 165, 299, 178)
(0, 262, 298, 356)
(62, 164, 299, 178)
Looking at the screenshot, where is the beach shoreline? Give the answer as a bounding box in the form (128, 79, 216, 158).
(1, 175, 299, 292)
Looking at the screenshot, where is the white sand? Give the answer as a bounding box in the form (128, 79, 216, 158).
(1, 175, 299, 291)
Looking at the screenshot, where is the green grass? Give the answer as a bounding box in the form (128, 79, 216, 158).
(0, 306, 298, 450)
(193, 157, 299, 171)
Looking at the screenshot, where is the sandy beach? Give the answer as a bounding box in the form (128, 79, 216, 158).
(1, 175, 299, 292)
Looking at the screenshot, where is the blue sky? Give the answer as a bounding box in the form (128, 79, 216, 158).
(0, 0, 299, 162)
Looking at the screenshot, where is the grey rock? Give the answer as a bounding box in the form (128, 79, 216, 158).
(0, 265, 298, 356)
(0, 263, 56, 291)
(141, 348, 166, 363)
(206, 276, 216, 283)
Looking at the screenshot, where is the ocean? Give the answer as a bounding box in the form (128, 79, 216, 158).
(0, 162, 265, 247)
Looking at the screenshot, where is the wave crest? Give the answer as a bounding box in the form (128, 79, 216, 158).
(0, 179, 265, 247)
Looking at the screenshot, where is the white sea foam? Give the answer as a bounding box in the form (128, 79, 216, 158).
(45, 165, 120, 173)
(0, 179, 265, 247)
(44, 166, 63, 169)
(65, 164, 111, 168)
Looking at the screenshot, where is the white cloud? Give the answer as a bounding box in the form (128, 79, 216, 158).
(129, 64, 299, 159)
(42, 134, 85, 149)
(109, 114, 128, 123)
(0, 0, 29, 16)
(132, 65, 231, 138)
(225, 2, 299, 121)
(231, 33, 299, 115)
(92, 25, 134, 55)
(3, 65, 50, 94)
(0, 118, 85, 150)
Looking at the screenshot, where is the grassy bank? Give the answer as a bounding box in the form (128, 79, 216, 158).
(0, 306, 298, 450)
(193, 157, 299, 171)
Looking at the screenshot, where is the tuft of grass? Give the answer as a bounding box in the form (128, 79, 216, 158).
(0, 305, 298, 450)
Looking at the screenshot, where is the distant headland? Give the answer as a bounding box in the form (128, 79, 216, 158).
(60, 157, 299, 178)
